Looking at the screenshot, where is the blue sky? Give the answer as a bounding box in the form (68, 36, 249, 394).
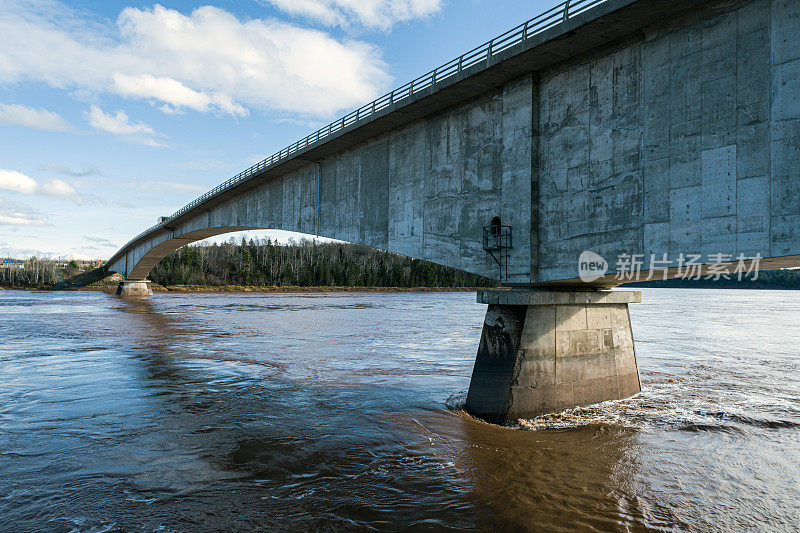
(0, 0, 559, 259)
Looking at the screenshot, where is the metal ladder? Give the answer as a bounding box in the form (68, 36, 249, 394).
(483, 225, 513, 283)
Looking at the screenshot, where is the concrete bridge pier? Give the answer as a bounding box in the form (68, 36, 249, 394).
(116, 280, 153, 297)
(465, 289, 641, 424)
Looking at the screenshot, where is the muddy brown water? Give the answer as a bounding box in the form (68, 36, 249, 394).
(1, 289, 798, 531)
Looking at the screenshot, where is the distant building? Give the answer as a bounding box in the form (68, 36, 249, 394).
(2, 259, 24, 270)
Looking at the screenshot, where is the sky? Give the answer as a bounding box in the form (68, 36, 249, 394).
(0, 0, 561, 260)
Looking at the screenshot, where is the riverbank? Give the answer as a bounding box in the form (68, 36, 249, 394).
(3, 272, 498, 293)
(96, 284, 499, 294)
(0, 285, 55, 291)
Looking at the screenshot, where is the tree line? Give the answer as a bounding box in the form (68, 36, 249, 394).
(149, 238, 498, 288)
(0, 258, 60, 288)
(5, 240, 800, 290)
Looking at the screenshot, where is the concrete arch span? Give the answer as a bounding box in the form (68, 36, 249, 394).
(110, 226, 262, 281)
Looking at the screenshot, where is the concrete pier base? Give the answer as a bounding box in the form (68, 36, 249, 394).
(465, 289, 641, 424)
(116, 280, 152, 297)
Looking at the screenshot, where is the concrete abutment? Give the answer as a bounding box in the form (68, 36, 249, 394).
(116, 280, 153, 297)
(465, 289, 641, 424)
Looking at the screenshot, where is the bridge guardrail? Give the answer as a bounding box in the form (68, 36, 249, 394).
(114, 0, 608, 256)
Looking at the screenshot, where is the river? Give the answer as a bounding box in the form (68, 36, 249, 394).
(1, 289, 798, 531)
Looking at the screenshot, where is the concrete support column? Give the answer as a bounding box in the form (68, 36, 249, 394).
(465, 289, 641, 424)
(116, 279, 152, 297)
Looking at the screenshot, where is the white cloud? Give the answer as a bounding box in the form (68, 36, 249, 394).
(113, 74, 248, 117)
(85, 105, 153, 135)
(0, 1, 392, 117)
(0, 199, 48, 227)
(41, 179, 77, 198)
(0, 169, 80, 202)
(0, 102, 73, 132)
(0, 169, 37, 194)
(261, 0, 443, 30)
(0, 213, 46, 227)
(84, 105, 165, 147)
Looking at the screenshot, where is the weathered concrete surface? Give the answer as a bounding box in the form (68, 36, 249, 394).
(465, 290, 641, 423)
(116, 280, 153, 297)
(108, 0, 800, 287)
(478, 289, 641, 306)
(537, 0, 800, 283)
(110, 76, 535, 283)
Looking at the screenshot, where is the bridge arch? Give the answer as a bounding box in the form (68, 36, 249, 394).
(109, 226, 263, 280)
(108, 220, 495, 283)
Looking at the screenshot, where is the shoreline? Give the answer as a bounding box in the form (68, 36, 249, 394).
(5, 281, 800, 293)
(151, 285, 499, 293)
(1, 284, 499, 294)
(4, 283, 799, 293)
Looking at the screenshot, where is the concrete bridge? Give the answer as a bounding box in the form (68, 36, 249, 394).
(106, 0, 800, 423)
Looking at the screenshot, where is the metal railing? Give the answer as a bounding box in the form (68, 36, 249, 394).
(113, 0, 609, 259)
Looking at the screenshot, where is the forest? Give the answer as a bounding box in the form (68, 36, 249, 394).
(148, 238, 498, 288)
